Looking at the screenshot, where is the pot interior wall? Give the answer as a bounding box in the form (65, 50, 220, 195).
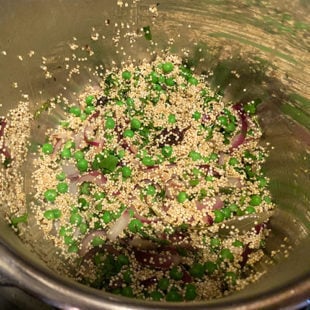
(0, 0, 309, 308)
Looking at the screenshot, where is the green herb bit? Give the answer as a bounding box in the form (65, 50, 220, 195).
(168, 113, 176, 124)
(11, 213, 28, 226)
(142, 25, 152, 40)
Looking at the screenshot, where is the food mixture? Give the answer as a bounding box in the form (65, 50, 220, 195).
(1, 53, 274, 301)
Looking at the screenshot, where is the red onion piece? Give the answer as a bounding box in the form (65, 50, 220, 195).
(84, 125, 100, 147)
(79, 229, 107, 257)
(202, 214, 213, 225)
(212, 196, 224, 210)
(107, 209, 131, 241)
(134, 249, 181, 270)
(240, 244, 253, 268)
(195, 196, 223, 211)
(230, 103, 248, 151)
(129, 237, 157, 249)
(77, 170, 107, 186)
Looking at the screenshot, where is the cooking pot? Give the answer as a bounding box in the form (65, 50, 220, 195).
(0, 0, 309, 309)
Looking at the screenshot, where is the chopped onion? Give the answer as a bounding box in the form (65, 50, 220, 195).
(77, 170, 107, 186)
(107, 210, 131, 241)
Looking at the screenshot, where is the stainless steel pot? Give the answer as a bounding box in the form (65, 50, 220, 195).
(0, 0, 309, 309)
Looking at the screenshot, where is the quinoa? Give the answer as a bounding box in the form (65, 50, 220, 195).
(25, 54, 275, 301)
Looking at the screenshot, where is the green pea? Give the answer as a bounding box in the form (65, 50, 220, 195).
(77, 159, 88, 172)
(257, 176, 267, 188)
(117, 254, 129, 266)
(105, 117, 115, 129)
(123, 129, 134, 138)
(44, 210, 55, 220)
(168, 113, 176, 124)
(158, 277, 169, 291)
(188, 76, 198, 85)
(122, 70, 132, 80)
(169, 266, 183, 281)
(189, 150, 201, 161)
(53, 209, 62, 219)
(146, 185, 156, 195)
(128, 219, 143, 233)
(56, 172, 66, 181)
(57, 182, 68, 194)
(189, 263, 205, 278)
(161, 146, 173, 158)
(218, 115, 229, 127)
(249, 195, 262, 206)
(69, 106, 81, 117)
(162, 62, 174, 74)
(101, 211, 112, 224)
(84, 105, 95, 115)
(116, 100, 124, 106)
(79, 222, 88, 234)
(130, 118, 141, 130)
(189, 179, 199, 187)
(94, 192, 106, 200)
(85, 95, 95, 106)
(120, 270, 131, 284)
(121, 287, 134, 298)
(192, 111, 201, 120)
(68, 243, 79, 253)
(204, 261, 217, 274)
(150, 291, 163, 301)
(44, 189, 57, 202)
(42, 143, 53, 155)
(226, 271, 237, 285)
(213, 210, 225, 223)
(222, 207, 231, 219)
(80, 182, 91, 195)
(225, 122, 236, 133)
(166, 287, 183, 302)
(122, 166, 132, 178)
(78, 197, 89, 209)
(185, 283, 197, 301)
(210, 237, 221, 248)
(177, 191, 187, 203)
(229, 157, 239, 166)
(245, 206, 256, 214)
(80, 113, 87, 121)
(61, 148, 71, 159)
(74, 150, 84, 161)
(232, 240, 244, 247)
(220, 248, 234, 261)
(64, 236, 74, 245)
(92, 236, 105, 246)
(70, 213, 82, 225)
(142, 156, 155, 167)
(209, 152, 218, 161)
(165, 77, 175, 86)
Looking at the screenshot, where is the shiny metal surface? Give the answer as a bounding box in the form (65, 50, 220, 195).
(0, 0, 309, 309)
